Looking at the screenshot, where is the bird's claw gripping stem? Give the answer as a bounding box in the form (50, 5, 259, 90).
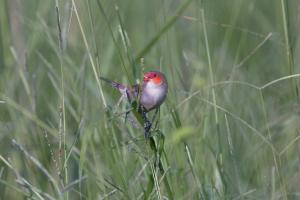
(144, 118, 152, 138)
(140, 107, 152, 138)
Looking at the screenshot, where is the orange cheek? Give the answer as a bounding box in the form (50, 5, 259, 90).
(152, 77, 161, 85)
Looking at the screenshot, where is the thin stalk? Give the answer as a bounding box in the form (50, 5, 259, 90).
(150, 163, 162, 200)
(131, 104, 173, 199)
(200, 9, 218, 124)
(95, 0, 131, 83)
(72, 0, 107, 108)
(134, 0, 193, 63)
(280, 0, 298, 101)
(279, 1, 295, 198)
(55, 1, 68, 198)
(259, 90, 287, 199)
(115, 5, 137, 79)
(185, 144, 204, 199)
(87, 0, 101, 78)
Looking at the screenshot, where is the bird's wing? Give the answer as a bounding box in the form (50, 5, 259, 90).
(100, 76, 142, 105)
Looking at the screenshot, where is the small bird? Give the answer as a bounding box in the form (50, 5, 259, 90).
(100, 71, 168, 112)
(100, 71, 168, 137)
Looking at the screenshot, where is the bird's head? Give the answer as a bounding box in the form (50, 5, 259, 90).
(143, 71, 166, 86)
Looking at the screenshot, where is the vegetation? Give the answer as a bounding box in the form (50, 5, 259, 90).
(0, 0, 300, 199)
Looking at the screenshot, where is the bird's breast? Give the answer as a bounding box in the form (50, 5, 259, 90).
(140, 84, 167, 111)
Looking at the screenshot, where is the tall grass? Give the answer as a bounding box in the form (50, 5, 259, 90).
(1, 0, 300, 199)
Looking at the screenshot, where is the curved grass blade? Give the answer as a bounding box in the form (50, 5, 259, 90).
(134, 0, 193, 63)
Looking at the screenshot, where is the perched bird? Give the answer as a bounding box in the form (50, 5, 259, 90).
(99, 71, 168, 112)
(100, 71, 168, 137)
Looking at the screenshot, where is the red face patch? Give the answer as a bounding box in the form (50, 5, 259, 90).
(144, 72, 162, 84)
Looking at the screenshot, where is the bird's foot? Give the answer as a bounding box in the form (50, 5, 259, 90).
(140, 107, 152, 138)
(144, 120, 152, 138)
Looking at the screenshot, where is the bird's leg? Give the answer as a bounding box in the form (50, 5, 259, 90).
(139, 106, 152, 138)
(144, 116, 152, 138)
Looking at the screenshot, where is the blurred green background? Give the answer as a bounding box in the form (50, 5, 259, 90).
(1, 0, 300, 199)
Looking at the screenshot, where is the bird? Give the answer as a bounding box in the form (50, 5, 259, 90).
(99, 71, 168, 112)
(100, 71, 168, 137)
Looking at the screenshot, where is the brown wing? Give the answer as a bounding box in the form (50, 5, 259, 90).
(126, 84, 140, 103)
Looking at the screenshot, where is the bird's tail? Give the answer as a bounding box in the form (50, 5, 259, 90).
(99, 76, 126, 90)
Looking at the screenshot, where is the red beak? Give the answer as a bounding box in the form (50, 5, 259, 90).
(143, 75, 150, 82)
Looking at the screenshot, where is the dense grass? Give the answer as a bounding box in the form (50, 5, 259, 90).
(1, 0, 300, 199)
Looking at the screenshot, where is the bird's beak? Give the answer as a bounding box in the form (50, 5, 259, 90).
(143, 75, 150, 82)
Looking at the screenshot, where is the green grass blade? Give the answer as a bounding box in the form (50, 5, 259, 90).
(134, 0, 193, 63)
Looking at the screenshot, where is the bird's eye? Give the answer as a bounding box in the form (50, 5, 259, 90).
(153, 74, 157, 77)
